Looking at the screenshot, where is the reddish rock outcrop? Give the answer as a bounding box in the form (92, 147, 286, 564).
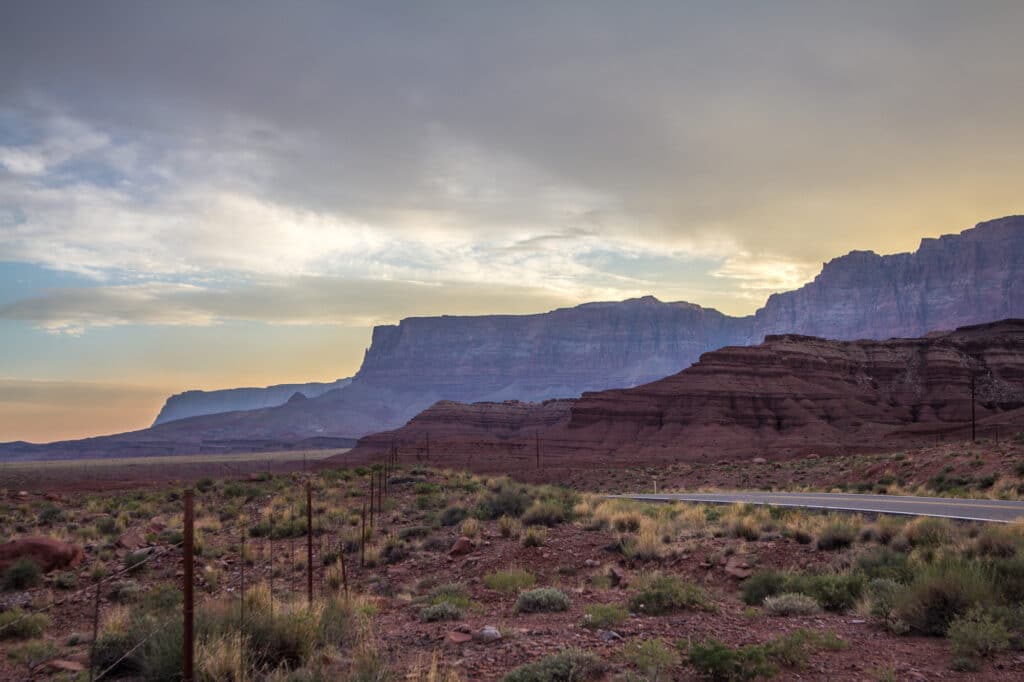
(0, 537, 83, 573)
(349, 320, 1024, 468)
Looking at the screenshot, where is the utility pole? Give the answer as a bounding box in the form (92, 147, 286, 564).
(971, 372, 977, 443)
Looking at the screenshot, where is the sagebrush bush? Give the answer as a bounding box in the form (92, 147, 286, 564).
(498, 515, 522, 538)
(501, 648, 604, 682)
(629, 574, 709, 615)
(902, 517, 953, 548)
(855, 547, 913, 583)
(475, 486, 533, 520)
(763, 593, 819, 616)
(741, 570, 789, 606)
(971, 525, 1023, 559)
(515, 587, 571, 613)
(439, 506, 469, 527)
(624, 638, 680, 679)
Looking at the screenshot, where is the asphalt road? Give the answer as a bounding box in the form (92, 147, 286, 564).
(612, 491, 1024, 523)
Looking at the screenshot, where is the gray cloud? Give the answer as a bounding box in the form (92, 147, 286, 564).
(0, 277, 578, 333)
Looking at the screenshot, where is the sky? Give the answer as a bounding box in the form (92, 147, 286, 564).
(2, 2, 1023, 442)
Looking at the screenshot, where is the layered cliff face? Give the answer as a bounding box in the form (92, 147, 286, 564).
(751, 216, 1024, 341)
(152, 378, 352, 425)
(349, 320, 1024, 468)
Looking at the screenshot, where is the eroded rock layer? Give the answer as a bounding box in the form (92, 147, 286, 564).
(347, 320, 1024, 468)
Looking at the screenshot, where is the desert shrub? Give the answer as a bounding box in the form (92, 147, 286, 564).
(318, 597, 360, 648)
(863, 578, 909, 633)
(501, 648, 604, 682)
(522, 500, 567, 527)
(624, 638, 680, 680)
(610, 510, 644, 533)
(439, 506, 469, 526)
(37, 505, 65, 525)
(419, 602, 462, 622)
(741, 570, 789, 606)
(796, 573, 865, 612)
(902, 517, 953, 548)
(989, 554, 1024, 603)
(855, 547, 913, 583)
(816, 521, 857, 551)
(196, 477, 215, 492)
(971, 525, 1022, 559)
(522, 526, 547, 547)
(686, 639, 777, 681)
(725, 516, 760, 541)
(947, 607, 1010, 660)
(7, 639, 58, 672)
(763, 593, 819, 616)
(96, 516, 118, 535)
(581, 603, 628, 629)
(483, 568, 535, 593)
(381, 539, 409, 565)
(498, 515, 522, 538)
(54, 571, 79, 590)
(426, 582, 471, 609)
(398, 526, 430, 540)
(475, 486, 533, 520)
(0, 609, 49, 640)
(895, 561, 992, 635)
(515, 587, 571, 613)
(460, 517, 481, 538)
(421, 536, 450, 553)
(3, 557, 42, 590)
(621, 527, 666, 561)
(629, 574, 709, 615)
(123, 550, 150, 574)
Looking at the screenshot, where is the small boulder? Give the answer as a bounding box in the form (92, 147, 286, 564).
(117, 531, 146, 551)
(724, 556, 752, 579)
(478, 625, 502, 642)
(608, 565, 628, 588)
(0, 537, 83, 573)
(751, 457, 768, 465)
(449, 536, 474, 557)
(446, 631, 472, 645)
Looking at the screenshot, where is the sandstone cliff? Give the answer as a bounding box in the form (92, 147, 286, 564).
(348, 320, 1024, 468)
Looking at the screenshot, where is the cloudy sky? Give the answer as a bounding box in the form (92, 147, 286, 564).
(2, 2, 1023, 442)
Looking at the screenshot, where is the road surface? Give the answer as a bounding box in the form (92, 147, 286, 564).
(612, 491, 1024, 523)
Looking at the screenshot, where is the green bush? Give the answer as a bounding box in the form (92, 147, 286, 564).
(855, 547, 913, 583)
(895, 561, 992, 635)
(3, 557, 42, 591)
(37, 505, 65, 525)
(501, 648, 604, 682)
(439, 506, 469, 526)
(515, 587, 571, 613)
(426, 582, 471, 609)
(741, 570, 788, 606)
(0, 609, 49, 640)
(624, 638, 680, 679)
(903, 517, 953, 548)
(795, 573, 864, 612)
(971, 525, 1022, 558)
(864, 578, 908, 633)
(581, 603, 628, 629)
(988, 554, 1024, 603)
(629, 574, 709, 615)
(483, 568, 536, 593)
(686, 639, 777, 681)
(475, 486, 534, 520)
(947, 607, 1010, 660)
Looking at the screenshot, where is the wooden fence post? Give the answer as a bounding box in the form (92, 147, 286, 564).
(306, 482, 313, 604)
(183, 489, 195, 682)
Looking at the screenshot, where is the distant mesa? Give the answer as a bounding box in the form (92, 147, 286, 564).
(5, 215, 1024, 460)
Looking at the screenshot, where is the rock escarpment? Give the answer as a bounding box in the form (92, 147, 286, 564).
(349, 320, 1024, 467)
(152, 378, 352, 425)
